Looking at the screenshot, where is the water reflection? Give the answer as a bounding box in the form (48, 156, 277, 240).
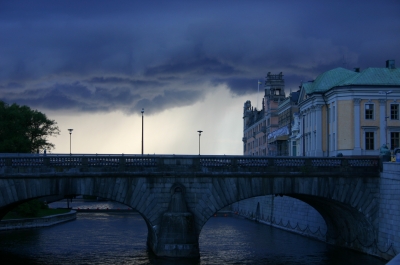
(0, 200, 386, 265)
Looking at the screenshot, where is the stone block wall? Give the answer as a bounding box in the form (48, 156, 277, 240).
(231, 195, 327, 241)
(0, 210, 76, 230)
(378, 162, 400, 259)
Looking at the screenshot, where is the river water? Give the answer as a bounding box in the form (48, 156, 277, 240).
(0, 200, 386, 265)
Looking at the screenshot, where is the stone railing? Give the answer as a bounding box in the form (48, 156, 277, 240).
(0, 154, 380, 177)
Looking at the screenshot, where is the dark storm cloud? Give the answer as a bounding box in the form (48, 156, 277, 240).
(145, 57, 240, 77)
(0, 82, 25, 90)
(1, 82, 141, 112)
(0, 0, 399, 114)
(212, 77, 259, 95)
(133, 89, 204, 115)
(87, 77, 163, 88)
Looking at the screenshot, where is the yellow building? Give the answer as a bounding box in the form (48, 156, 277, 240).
(296, 60, 400, 156)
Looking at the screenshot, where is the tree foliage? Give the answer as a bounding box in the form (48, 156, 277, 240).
(0, 101, 60, 153)
(15, 199, 49, 217)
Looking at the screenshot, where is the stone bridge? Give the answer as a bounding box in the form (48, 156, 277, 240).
(0, 155, 380, 258)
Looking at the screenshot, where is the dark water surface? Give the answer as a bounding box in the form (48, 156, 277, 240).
(0, 202, 386, 265)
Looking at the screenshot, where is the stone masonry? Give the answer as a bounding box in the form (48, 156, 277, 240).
(378, 162, 400, 260)
(0, 155, 381, 258)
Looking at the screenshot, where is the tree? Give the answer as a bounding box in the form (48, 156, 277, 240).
(15, 199, 43, 217)
(0, 101, 60, 153)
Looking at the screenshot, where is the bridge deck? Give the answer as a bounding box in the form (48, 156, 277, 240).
(0, 155, 380, 177)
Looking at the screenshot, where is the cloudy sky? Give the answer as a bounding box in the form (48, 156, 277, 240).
(1, 1, 399, 155)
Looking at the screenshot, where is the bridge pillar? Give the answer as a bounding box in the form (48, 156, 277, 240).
(147, 183, 199, 258)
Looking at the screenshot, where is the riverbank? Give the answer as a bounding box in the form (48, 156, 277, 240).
(0, 210, 76, 230)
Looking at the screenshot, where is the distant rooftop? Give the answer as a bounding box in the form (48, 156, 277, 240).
(303, 60, 400, 94)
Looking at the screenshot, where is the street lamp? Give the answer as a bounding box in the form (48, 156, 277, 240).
(197, 130, 203, 155)
(68, 129, 73, 155)
(141, 108, 144, 155)
(379, 90, 392, 147)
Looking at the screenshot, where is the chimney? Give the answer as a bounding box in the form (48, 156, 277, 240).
(354, 67, 360, 72)
(386, 60, 395, 69)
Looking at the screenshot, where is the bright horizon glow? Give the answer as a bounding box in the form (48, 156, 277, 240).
(46, 85, 250, 155)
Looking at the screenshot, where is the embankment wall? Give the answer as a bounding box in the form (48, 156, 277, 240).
(232, 162, 400, 261)
(379, 162, 400, 260)
(0, 210, 76, 230)
(231, 195, 327, 241)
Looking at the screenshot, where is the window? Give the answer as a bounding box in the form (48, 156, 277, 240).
(391, 104, 399, 120)
(391, 132, 400, 150)
(365, 132, 374, 150)
(365, 104, 374, 120)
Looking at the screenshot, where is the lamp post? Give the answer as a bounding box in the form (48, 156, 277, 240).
(141, 108, 144, 155)
(197, 130, 203, 155)
(379, 90, 392, 147)
(68, 129, 73, 155)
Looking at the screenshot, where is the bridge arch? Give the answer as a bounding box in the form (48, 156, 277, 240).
(0, 175, 380, 257)
(0, 154, 380, 258)
(190, 176, 379, 255)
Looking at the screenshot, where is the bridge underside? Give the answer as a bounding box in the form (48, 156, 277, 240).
(290, 194, 376, 249)
(0, 172, 380, 258)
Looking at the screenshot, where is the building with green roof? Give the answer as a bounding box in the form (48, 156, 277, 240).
(295, 60, 400, 157)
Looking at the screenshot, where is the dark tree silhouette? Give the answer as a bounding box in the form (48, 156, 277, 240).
(0, 101, 60, 153)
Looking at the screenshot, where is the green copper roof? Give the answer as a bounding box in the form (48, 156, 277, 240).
(339, 67, 400, 86)
(302, 82, 314, 94)
(303, 67, 400, 94)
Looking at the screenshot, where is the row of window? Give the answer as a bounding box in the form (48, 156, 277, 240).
(296, 131, 399, 152)
(250, 131, 400, 153)
(365, 132, 399, 150)
(325, 103, 399, 122)
(326, 103, 399, 122)
(365, 103, 399, 120)
(244, 121, 267, 140)
(248, 131, 400, 152)
(278, 109, 292, 127)
(294, 132, 399, 153)
(245, 135, 267, 151)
